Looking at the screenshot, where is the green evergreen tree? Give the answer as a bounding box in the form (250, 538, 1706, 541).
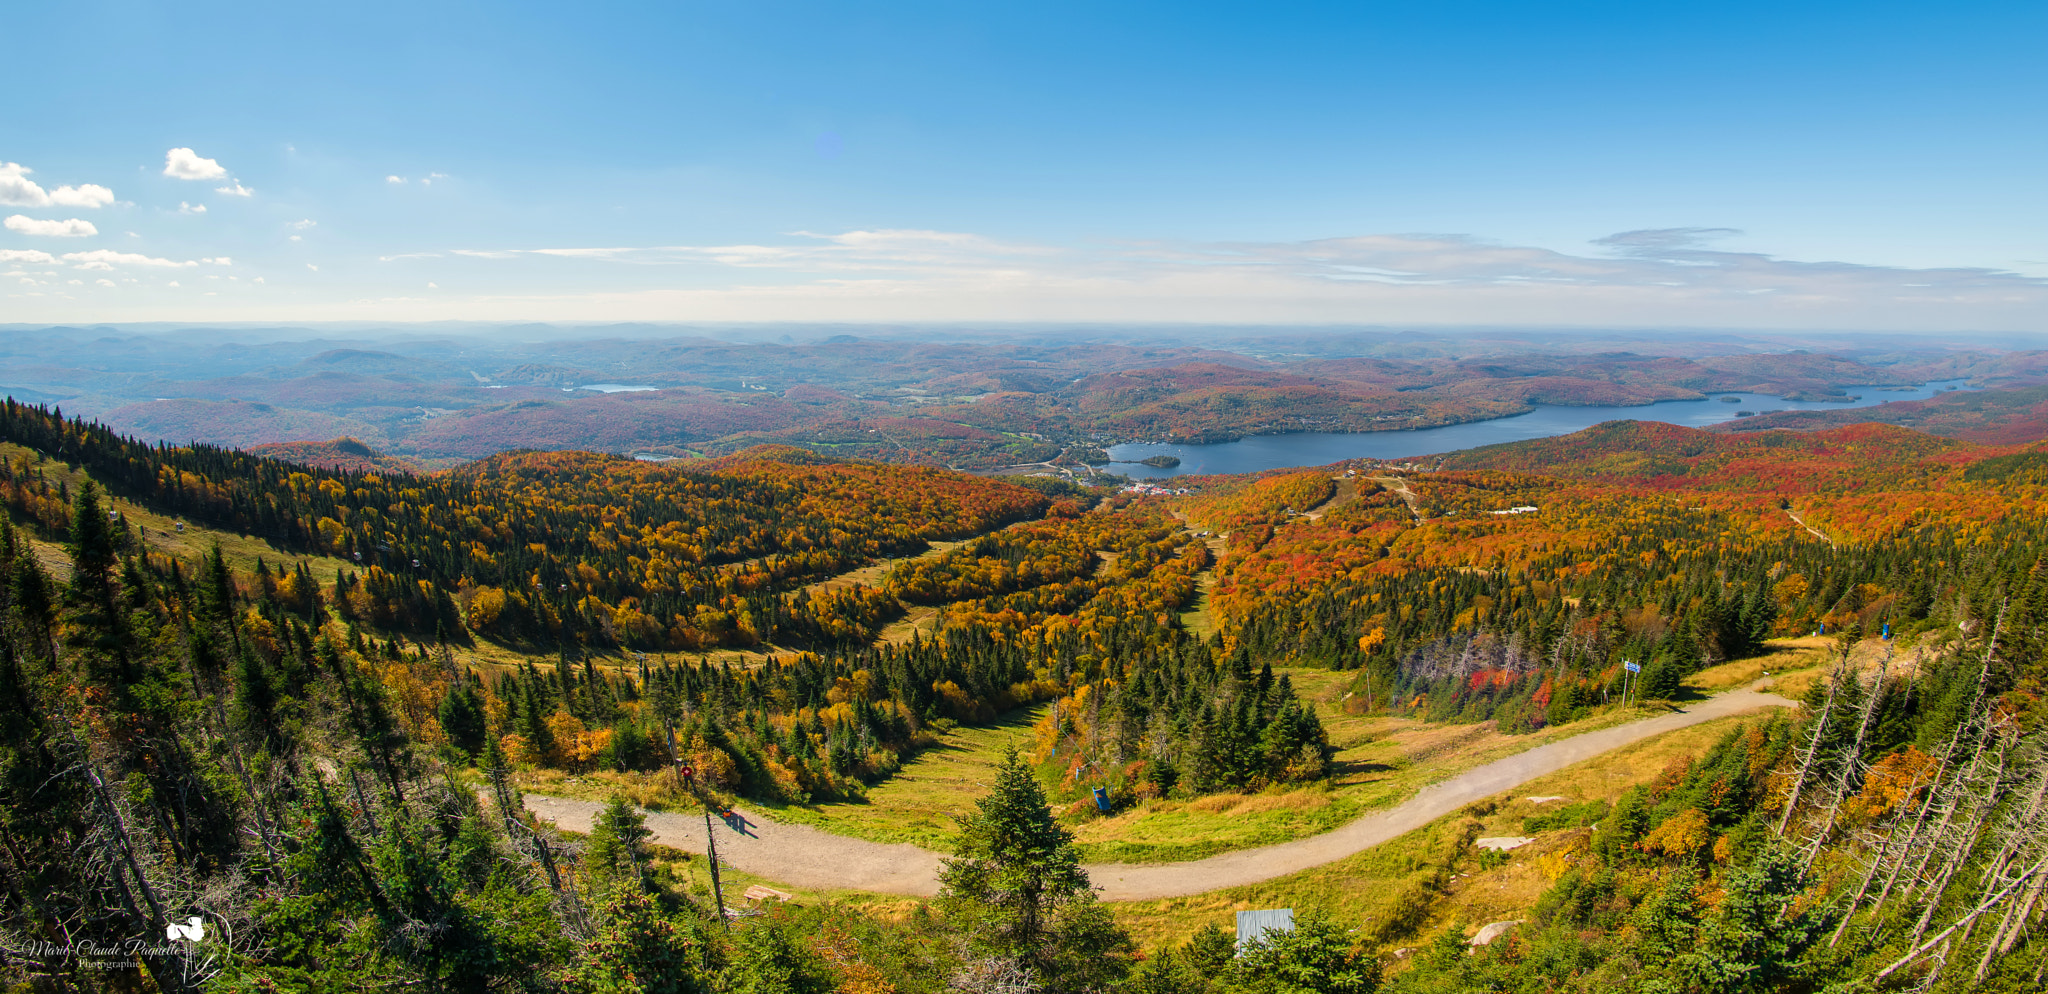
(586, 795, 654, 890)
(937, 746, 1131, 989)
(1651, 844, 1829, 994)
(1639, 655, 1684, 701)
(718, 916, 834, 994)
(561, 890, 707, 994)
(1228, 909, 1380, 994)
(438, 682, 488, 759)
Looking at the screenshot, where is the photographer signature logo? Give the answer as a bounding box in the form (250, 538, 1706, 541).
(5, 913, 215, 970)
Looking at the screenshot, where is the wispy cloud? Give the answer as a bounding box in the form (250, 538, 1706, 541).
(61, 249, 200, 270)
(5, 215, 98, 237)
(410, 228, 2048, 329)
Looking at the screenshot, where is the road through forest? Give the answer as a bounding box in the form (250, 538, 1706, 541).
(522, 683, 1794, 901)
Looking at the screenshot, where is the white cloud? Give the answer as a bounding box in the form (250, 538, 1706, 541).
(178, 202, 207, 214)
(253, 276, 265, 284)
(61, 249, 198, 269)
(95, 278, 114, 287)
(527, 247, 639, 258)
(50, 184, 114, 208)
(421, 171, 449, 186)
(167, 280, 180, 287)
(0, 162, 116, 208)
(386, 175, 406, 184)
(427, 282, 439, 288)
(215, 179, 254, 197)
(379, 252, 442, 261)
(163, 148, 228, 181)
(0, 249, 55, 264)
(306, 263, 318, 271)
(290, 235, 301, 241)
(203, 257, 232, 266)
(287, 218, 316, 230)
(5, 215, 98, 237)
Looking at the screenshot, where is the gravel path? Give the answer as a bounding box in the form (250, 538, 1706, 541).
(523, 683, 1793, 901)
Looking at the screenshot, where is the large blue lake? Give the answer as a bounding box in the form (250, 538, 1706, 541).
(1105, 379, 1976, 479)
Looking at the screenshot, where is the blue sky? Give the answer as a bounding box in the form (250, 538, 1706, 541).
(3, 0, 2044, 329)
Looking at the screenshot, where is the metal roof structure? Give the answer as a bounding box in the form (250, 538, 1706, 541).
(1235, 908, 1295, 953)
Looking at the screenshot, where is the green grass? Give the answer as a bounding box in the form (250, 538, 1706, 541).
(1683, 637, 1836, 694)
(736, 663, 1674, 866)
(1063, 676, 1665, 864)
(1, 441, 357, 581)
(758, 706, 1049, 851)
(1106, 712, 1772, 954)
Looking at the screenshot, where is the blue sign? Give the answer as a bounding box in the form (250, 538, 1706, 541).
(1092, 787, 1112, 814)
(1624, 661, 1641, 673)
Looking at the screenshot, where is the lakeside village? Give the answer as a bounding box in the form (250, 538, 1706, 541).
(1120, 481, 1196, 496)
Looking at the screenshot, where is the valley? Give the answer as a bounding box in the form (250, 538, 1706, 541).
(4, 393, 2047, 993)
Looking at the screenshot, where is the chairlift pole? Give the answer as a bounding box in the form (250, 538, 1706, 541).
(675, 760, 730, 931)
(702, 807, 729, 930)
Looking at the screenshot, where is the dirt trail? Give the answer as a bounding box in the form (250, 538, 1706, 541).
(523, 683, 1793, 901)
(1372, 475, 1425, 524)
(1785, 509, 1834, 546)
(1296, 475, 1356, 521)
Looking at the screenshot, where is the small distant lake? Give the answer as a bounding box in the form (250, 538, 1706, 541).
(1106, 379, 1977, 479)
(572, 383, 661, 393)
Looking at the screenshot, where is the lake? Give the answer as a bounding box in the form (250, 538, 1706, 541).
(1105, 379, 1977, 479)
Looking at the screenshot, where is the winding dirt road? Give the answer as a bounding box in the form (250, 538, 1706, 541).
(523, 683, 1793, 901)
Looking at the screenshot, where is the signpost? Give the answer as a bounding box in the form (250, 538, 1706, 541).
(1622, 659, 1641, 705)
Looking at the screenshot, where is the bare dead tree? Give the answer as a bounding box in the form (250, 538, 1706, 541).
(1875, 850, 2048, 985)
(1777, 649, 1850, 837)
(1798, 647, 1892, 869)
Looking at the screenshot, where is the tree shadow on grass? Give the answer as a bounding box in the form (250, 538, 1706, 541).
(1330, 759, 1395, 786)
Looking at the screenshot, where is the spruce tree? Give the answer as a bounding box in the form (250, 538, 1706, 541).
(937, 747, 1130, 989)
(585, 795, 653, 890)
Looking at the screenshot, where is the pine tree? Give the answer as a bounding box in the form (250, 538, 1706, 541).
(585, 795, 653, 890)
(1232, 908, 1381, 994)
(438, 682, 488, 759)
(562, 891, 707, 994)
(937, 747, 1131, 988)
(719, 916, 834, 994)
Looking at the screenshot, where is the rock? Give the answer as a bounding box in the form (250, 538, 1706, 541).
(1475, 836, 1535, 852)
(1469, 921, 1520, 946)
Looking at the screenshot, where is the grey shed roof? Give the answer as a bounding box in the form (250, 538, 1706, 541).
(1235, 908, 1295, 952)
